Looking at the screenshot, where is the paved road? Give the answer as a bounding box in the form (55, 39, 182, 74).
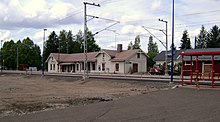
(1, 88, 220, 122)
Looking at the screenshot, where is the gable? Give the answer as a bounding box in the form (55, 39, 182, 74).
(111, 49, 147, 62)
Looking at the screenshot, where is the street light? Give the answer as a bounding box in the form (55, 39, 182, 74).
(171, 0, 175, 83)
(158, 19, 168, 76)
(42, 28, 47, 76)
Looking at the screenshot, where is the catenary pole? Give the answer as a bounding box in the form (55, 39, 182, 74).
(42, 28, 47, 76)
(83, 2, 100, 80)
(158, 19, 168, 76)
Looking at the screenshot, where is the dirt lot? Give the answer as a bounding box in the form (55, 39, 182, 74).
(0, 74, 174, 118)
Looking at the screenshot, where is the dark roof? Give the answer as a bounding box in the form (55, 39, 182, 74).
(46, 52, 97, 63)
(101, 49, 117, 58)
(154, 50, 184, 61)
(183, 48, 220, 61)
(110, 49, 140, 62)
(47, 49, 148, 63)
(185, 48, 220, 53)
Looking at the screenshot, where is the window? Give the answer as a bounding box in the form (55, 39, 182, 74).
(115, 63, 119, 71)
(137, 53, 140, 58)
(50, 64, 52, 70)
(53, 64, 55, 70)
(102, 63, 105, 71)
(103, 53, 105, 58)
(76, 64, 79, 70)
(82, 62, 84, 70)
(92, 62, 95, 70)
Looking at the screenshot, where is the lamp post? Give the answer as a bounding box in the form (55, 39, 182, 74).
(171, 0, 175, 83)
(158, 19, 168, 75)
(42, 28, 47, 76)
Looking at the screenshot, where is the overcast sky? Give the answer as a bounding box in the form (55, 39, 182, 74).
(0, 0, 220, 53)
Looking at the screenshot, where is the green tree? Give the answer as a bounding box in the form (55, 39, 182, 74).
(196, 25, 208, 48)
(44, 31, 59, 63)
(127, 41, 133, 50)
(20, 37, 41, 69)
(75, 30, 84, 52)
(179, 30, 192, 49)
(59, 30, 68, 53)
(147, 36, 159, 70)
(207, 25, 220, 48)
(2, 37, 41, 70)
(86, 30, 100, 52)
(2, 40, 16, 69)
(75, 29, 100, 52)
(133, 35, 141, 49)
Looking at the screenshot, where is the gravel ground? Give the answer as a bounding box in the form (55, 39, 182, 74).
(0, 74, 175, 118)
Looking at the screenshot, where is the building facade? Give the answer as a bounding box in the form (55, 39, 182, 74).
(46, 44, 148, 74)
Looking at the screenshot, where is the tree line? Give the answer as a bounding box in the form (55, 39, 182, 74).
(1, 37, 41, 70)
(43, 29, 100, 64)
(127, 25, 220, 70)
(1, 25, 219, 70)
(179, 25, 220, 49)
(0, 29, 100, 70)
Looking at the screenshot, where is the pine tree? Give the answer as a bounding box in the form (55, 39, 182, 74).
(196, 25, 208, 48)
(147, 36, 159, 70)
(207, 25, 220, 48)
(127, 41, 133, 50)
(179, 30, 192, 49)
(133, 35, 141, 49)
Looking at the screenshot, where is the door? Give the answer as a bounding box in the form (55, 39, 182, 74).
(133, 63, 138, 73)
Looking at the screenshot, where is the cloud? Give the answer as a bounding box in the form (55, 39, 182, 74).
(0, 31, 11, 40)
(0, 0, 81, 30)
(121, 25, 135, 34)
(151, 0, 161, 10)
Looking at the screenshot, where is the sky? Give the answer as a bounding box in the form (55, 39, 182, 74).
(0, 0, 220, 53)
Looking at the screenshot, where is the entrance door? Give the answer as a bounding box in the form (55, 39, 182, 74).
(133, 63, 138, 73)
(102, 63, 105, 71)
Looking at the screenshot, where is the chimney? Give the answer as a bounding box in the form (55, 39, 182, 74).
(117, 44, 122, 53)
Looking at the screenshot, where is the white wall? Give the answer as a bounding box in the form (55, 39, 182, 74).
(110, 62, 125, 74)
(47, 56, 59, 73)
(96, 52, 112, 73)
(126, 53, 147, 73)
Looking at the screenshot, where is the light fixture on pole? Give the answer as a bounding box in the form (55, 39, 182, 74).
(42, 28, 47, 76)
(158, 19, 168, 76)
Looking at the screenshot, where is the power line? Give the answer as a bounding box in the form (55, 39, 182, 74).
(182, 9, 220, 16)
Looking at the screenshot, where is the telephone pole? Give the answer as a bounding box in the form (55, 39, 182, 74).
(159, 19, 168, 76)
(83, 2, 100, 80)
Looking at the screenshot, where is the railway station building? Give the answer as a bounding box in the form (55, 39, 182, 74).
(46, 44, 148, 74)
